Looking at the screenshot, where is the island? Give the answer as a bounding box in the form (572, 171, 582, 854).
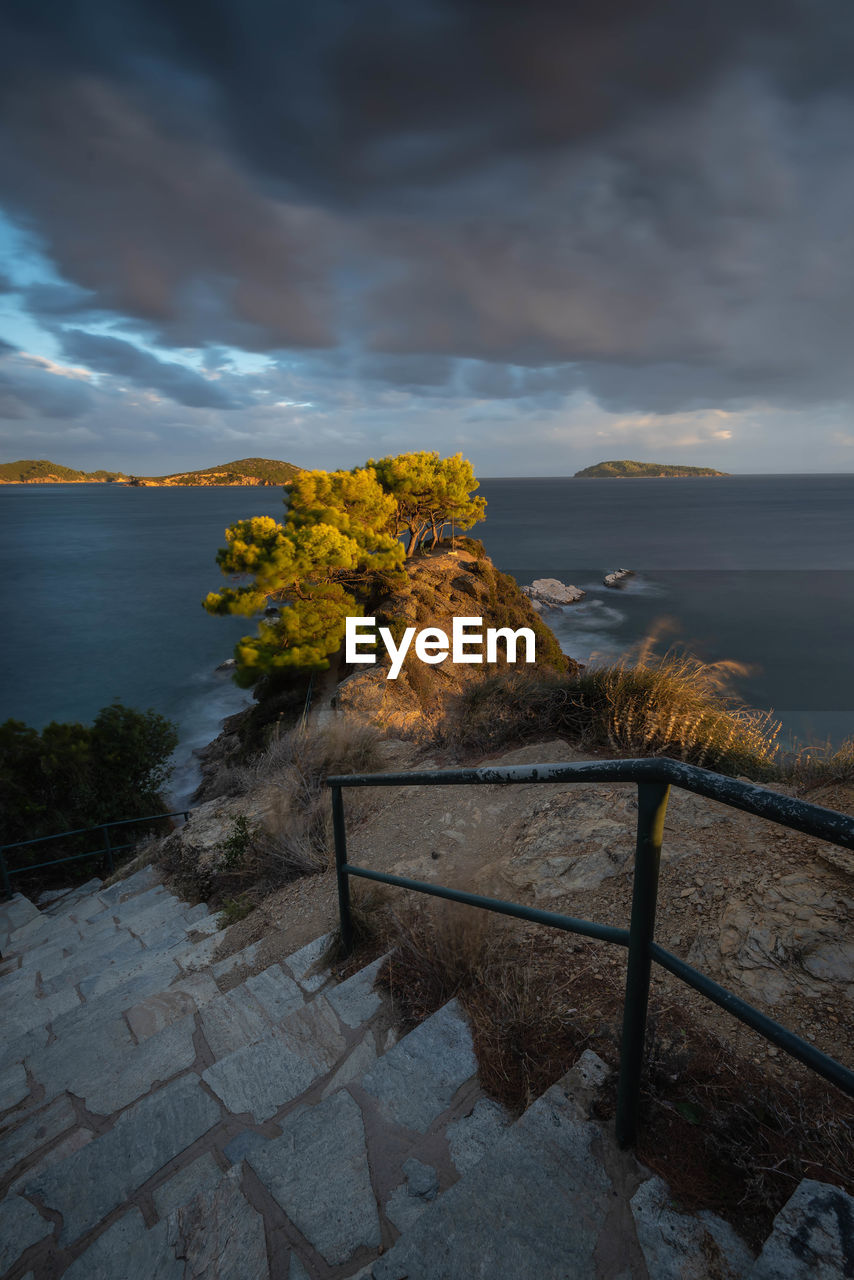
(574, 460, 728, 478)
(0, 457, 300, 486)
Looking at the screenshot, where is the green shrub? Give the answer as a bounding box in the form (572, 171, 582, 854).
(220, 816, 253, 869)
(453, 536, 488, 559)
(217, 893, 255, 928)
(0, 702, 178, 877)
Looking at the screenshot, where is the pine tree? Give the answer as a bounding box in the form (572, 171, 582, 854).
(204, 452, 486, 682)
(204, 465, 406, 682)
(368, 451, 486, 556)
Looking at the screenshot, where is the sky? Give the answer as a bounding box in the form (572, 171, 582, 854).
(1, 0, 854, 477)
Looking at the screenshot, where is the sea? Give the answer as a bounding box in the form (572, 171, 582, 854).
(2, 475, 853, 805)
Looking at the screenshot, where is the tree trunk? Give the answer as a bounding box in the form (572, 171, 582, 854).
(406, 520, 429, 556)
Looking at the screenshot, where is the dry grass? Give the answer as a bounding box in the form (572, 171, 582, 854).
(573, 650, 782, 778)
(784, 737, 854, 792)
(449, 646, 783, 780)
(374, 900, 621, 1109)
(243, 720, 384, 879)
(349, 898, 854, 1247)
(162, 720, 385, 902)
(633, 1012, 854, 1247)
(324, 881, 395, 971)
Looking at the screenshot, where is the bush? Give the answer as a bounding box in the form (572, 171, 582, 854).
(452, 536, 488, 559)
(220, 816, 253, 869)
(445, 668, 572, 752)
(217, 892, 255, 928)
(0, 702, 178, 878)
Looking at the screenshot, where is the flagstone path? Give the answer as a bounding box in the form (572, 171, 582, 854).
(1, 874, 850, 1278)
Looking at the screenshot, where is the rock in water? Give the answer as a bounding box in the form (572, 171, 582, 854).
(604, 568, 633, 587)
(522, 578, 586, 608)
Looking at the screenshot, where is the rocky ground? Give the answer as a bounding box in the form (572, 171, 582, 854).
(180, 733, 853, 1077)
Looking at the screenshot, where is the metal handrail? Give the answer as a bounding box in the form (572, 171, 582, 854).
(327, 756, 854, 1147)
(0, 810, 189, 896)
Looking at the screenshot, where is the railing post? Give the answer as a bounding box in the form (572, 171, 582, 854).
(0, 848, 12, 901)
(331, 785, 353, 956)
(103, 825, 114, 876)
(616, 780, 670, 1148)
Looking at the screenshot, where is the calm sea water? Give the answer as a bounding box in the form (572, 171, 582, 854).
(476, 475, 854, 753)
(2, 476, 852, 801)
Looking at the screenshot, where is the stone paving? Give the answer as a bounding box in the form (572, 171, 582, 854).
(2, 873, 851, 1279)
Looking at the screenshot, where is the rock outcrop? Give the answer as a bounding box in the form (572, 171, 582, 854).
(331, 548, 575, 736)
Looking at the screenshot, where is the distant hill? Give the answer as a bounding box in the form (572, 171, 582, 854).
(0, 460, 128, 484)
(129, 458, 301, 486)
(575, 459, 729, 478)
(0, 457, 300, 486)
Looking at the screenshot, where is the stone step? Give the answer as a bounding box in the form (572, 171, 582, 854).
(2, 869, 204, 965)
(6, 868, 851, 1280)
(241, 997, 491, 1276)
(17, 992, 485, 1278)
(2, 936, 339, 1124)
(0, 907, 403, 1276)
(0, 917, 482, 1278)
(366, 1052, 619, 1280)
(0, 893, 42, 952)
(364, 1049, 760, 1280)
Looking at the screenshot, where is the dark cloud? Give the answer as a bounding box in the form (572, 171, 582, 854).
(357, 352, 456, 390)
(20, 282, 98, 318)
(1, 0, 854, 429)
(0, 76, 336, 351)
(0, 350, 94, 419)
(57, 330, 243, 409)
(3, 1, 852, 199)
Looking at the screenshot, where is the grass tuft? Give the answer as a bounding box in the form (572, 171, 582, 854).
(784, 737, 854, 792)
(257, 720, 384, 876)
(448, 644, 783, 780)
(216, 892, 255, 928)
(162, 720, 384, 901)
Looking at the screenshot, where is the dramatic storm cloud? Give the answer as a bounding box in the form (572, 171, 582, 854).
(1, 0, 853, 473)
